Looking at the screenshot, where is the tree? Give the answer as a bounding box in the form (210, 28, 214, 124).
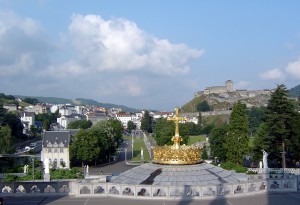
(264, 84, 299, 167)
(246, 107, 265, 137)
(23, 97, 39, 105)
(67, 120, 92, 129)
(209, 124, 228, 162)
(141, 111, 153, 133)
(197, 101, 210, 112)
(127, 120, 136, 133)
(153, 118, 189, 146)
(0, 126, 14, 154)
(252, 122, 270, 161)
(3, 112, 24, 140)
(70, 119, 123, 166)
(225, 101, 249, 165)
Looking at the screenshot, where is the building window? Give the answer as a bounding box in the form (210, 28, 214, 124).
(60, 148, 64, 153)
(48, 148, 52, 153)
(54, 148, 58, 153)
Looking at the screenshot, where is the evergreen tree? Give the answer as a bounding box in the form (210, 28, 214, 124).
(141, 111, 153, 133)
(264, 84, 298, 167)
(225, 101, 249, 165)
(209, 124, 228, 162)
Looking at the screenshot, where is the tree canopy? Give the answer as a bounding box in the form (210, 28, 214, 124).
(225, 101, 249, 164)
(70, 119, 123, 166)
(67, 120, 92, 129)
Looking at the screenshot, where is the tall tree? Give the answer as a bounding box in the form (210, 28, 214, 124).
(127, 120, 136, 133)
(0, 126, 14, 154)
(210, 124, 228, 162)
(225, 101, 249, 164)
(141, 111, 153, 133)
(264, 84, 298, 167)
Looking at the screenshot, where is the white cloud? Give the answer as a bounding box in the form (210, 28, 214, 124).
(62, 14, 203, 76)
(259, 68, 285, 80)
(0, 11, 56, 77)
(285, 58, 300, 79)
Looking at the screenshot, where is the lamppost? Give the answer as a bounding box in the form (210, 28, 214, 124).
(214, 157, 217, 165)
(32, 158, 35, 181)
(131, 133, 134, 160)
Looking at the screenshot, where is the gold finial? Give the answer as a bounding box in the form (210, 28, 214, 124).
(167, 107, 187, 149)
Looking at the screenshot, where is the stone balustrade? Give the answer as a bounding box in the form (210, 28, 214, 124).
(0, 176, 299, 199)
(248, 168, 300, 175)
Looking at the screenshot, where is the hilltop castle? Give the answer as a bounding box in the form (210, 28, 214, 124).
(194, 80, 272, 98)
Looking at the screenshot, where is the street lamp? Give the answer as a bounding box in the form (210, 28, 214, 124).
(32, 158, 35, 181)
(214, 157, 217, 165)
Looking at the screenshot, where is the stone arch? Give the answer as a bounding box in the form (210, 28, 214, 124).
(30, 185, 40, 193)
(234, 185, 244, 194)
(94, 186, 105, 194)
(153, 188, 166, 197)
(44, 185, 56, 193)
(203, 187, 215, 196)
(248, 183, 256, 192)
(122, 187, 134, 196)
(16, 185, 26, 193)
(108, 186, 119, 195)
(80, 186, 91, 194)
(170, 188, 183, 197)
(59, 185, 70, 193)
(2, 185, 12, 193)
(137, 188, 150, 196)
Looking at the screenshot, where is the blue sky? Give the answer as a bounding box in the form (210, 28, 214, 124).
(0, 0, 300, 110)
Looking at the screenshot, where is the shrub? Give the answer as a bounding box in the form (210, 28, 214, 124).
(220, 162, 248, 173)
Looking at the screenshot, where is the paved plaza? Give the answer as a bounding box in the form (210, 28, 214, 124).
(1, 192, 300, 205)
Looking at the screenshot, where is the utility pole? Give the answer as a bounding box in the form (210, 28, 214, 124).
(282, 140, 286, 169)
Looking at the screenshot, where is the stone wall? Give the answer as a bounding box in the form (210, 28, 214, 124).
(0, 177, 299, 199)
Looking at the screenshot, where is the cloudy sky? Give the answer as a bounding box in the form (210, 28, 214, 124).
(0, 1, 300, 110)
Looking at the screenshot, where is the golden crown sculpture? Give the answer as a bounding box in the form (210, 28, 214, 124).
(151, 107, 202, 165)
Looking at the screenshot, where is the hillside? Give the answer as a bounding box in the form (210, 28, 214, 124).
(289, 84, 300, 98)
(15, 95, 140, 112)
(182, 84, 300, 113)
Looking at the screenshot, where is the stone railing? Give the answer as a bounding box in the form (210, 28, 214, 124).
(248, 168, 300, 175)
(0, 176, 299, 199)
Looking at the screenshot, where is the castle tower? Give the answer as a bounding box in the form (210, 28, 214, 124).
(225, 80, 233, 92)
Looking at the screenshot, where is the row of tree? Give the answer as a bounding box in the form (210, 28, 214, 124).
(209, 84, 300, 168)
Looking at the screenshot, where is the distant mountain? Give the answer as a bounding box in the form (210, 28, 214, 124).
(289, 84, 300, 98)
(15, 95, 140, 112)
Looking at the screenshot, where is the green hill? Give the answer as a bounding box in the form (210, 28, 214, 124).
(289, 84, 300, 98)
(15, 95, 139, 112)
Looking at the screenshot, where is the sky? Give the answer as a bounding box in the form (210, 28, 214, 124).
(0, 0, 300, 111)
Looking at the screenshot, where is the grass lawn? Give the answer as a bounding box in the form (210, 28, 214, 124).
(132, 138, 151, 162)
(187, 135, 207, 145)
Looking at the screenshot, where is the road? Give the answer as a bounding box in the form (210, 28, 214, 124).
(2, 192, 300, 205)
(88, 140, 137, 175)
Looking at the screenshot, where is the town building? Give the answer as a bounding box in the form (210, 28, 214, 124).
(41, 131, 72, 169)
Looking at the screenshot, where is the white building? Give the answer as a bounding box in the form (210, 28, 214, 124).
(20, 111, 35, 134)
(57, 115, 83, 129)
(41, 131, 71, 169)
(116, 113, 132, 128)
